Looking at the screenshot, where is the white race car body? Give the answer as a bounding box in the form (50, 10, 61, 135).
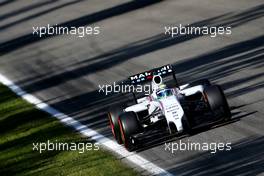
(159, 95, 184, 132)
(124, 83, 206, 133)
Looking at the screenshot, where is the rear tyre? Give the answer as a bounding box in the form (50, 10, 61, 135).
(168, 123, 178, 134)
(108, 105, 123, 144)
(182, 115, 193, 135)
(204, 85, 231, 121)
(118, 111, 141, 151)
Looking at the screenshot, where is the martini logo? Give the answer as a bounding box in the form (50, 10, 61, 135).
(130, 72, 152, 81)
(130, 65, 173, 84)
(154, 65, 173, 75)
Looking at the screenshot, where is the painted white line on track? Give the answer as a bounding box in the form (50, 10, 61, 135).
(0, 73, 174, 176)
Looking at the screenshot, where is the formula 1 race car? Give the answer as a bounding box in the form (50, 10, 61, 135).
(108, 65, 231, 151)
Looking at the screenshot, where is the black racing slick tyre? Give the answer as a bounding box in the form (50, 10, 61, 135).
(204, 85, 231, 121)
(118, 111, 141, 151)
(182, 116, 193, 135)
(108, 105, 124, 144)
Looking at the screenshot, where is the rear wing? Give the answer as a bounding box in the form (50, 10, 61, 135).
(129, 64, 175, 85)
(128, 64, 179, 103)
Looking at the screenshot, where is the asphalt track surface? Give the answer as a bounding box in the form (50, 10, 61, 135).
(0, 0, 263, 175)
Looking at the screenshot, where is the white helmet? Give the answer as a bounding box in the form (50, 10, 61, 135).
(152, 75, 163, 91)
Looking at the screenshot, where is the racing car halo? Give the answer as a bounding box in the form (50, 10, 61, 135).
(108, 64, 231, 151)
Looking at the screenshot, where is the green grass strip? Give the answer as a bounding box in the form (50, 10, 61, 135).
(0, 84, 138, 176)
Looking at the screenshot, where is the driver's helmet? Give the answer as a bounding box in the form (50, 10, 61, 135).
(156, 88, 173, 99)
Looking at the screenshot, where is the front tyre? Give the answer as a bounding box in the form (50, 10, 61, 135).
(118, 111, 141, 151)
(108, 105, 124, 144)
(204, 85, 231, 121)
(182, 116, 193, 135)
